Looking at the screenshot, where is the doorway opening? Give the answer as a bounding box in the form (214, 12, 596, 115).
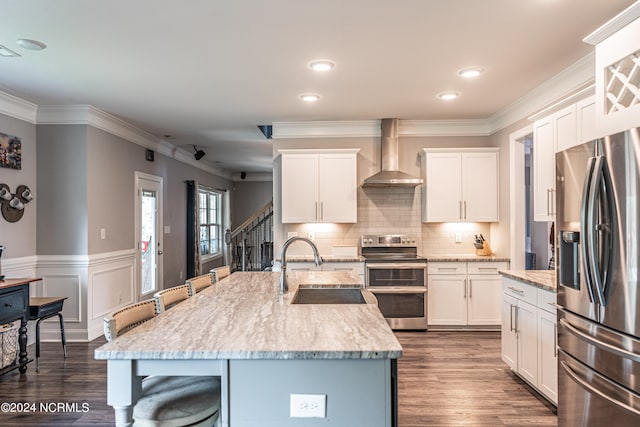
(135, 172, 163, 300)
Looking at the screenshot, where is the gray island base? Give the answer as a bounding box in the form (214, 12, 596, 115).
(95, 271, 402, 427)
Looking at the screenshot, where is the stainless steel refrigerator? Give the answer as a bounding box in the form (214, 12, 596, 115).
(556, 127, 640, 425)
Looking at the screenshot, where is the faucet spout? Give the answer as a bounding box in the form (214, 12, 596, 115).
(279, 236, 323, 294)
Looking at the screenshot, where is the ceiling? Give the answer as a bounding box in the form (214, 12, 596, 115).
(0, 0, 636, 175)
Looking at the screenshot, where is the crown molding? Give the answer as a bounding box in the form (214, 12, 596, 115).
(584, 1, 640, 45)
(36, 105, 231, 180)
(400, 120, 491, 136)
(487, 53, 595, 133)
(0, 90, 38, 123)
(272, 120, 380, 138)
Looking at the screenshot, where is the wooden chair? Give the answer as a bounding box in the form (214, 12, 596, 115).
(103, 300, 221, 427)
(153, 284, 191, 314)
(212, 266, 231, 282)
(186, 272, 214, 296)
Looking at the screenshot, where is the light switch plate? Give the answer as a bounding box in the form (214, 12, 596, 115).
(455, 232, 462, 243)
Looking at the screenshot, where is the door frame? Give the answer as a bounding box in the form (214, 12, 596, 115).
(134, 171, 164, 300)
(509, 125, 532, 271)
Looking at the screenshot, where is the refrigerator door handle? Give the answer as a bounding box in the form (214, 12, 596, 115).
(560, 317, 640, 363)
(580, 157, 598, 304)
(586, 156, 609, 306)
(561, 359, 640, 417)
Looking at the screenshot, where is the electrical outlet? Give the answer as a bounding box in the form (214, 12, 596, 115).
(290, 394, 326, 418)
(287, 231, 298, 239)
(455, 232, 462, 243)
(308, 231, 315, 241)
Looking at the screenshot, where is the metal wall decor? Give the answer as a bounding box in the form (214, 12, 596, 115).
(0, 184, 33, 222)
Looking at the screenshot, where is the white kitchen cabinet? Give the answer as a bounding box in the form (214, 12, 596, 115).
(422, 148, 499, 223)
(501, 277, 557, 405)
(428, 261, 507, 327)
(576, 95, 597, 144)
(533, 116, 556, 222)
(537, 289, 558, 404)
(280, 149, 359, 223)
(554, 104, 577, 153)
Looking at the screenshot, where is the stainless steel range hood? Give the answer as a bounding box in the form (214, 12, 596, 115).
(362, 118, 423, 187)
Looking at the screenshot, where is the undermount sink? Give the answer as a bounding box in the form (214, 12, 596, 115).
(291, 287, 366, 304)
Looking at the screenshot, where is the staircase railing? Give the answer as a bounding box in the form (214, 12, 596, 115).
(228, 200, 273, 272)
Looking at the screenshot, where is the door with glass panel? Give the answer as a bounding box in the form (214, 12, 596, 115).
(135, 172, 163, 300)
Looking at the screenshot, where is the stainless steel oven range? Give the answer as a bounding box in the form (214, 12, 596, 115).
(361, 235, 427, 330)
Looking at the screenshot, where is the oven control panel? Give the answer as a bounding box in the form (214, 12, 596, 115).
(361, 234, 417, 247)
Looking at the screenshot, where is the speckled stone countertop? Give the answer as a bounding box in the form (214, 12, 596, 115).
(95, 271, 402, 361)
(499, 270, 556, 292)
(423, 254, 510, 262)
(281, 256, 364, 263)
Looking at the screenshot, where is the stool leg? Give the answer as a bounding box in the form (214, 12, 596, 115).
(35, 318, 43, 372)
(57, 313, 67, 358)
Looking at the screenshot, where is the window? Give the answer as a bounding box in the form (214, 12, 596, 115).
(198, 187, 222, 258)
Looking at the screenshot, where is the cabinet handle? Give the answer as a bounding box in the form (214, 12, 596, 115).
(320, 201, 324, 221)
(463, 279, 467, 298)
(554, 322, 558, 358)
(464, 201, 467, 220)
(478, 267, 498, 272)
(459, 201, 462, 220)
(4, 302, 13, 308)
(547, 301, 557, 308)
(508, 286, 524, 294)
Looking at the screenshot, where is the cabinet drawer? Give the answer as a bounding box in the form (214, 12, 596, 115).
(0, 290, 27, 321)
(537, 289, 557, 314)
(467, 262, 509, 275)
(322, 262, 364, 275)
(428, 262, 466, 275)
(502, 278, 537, 305)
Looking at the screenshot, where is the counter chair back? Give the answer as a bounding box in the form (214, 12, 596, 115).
(103, 300, 221, 427)
(186, 273, 214, 296)
(212, 266, 231, 282)
(153, 284, 191, 314)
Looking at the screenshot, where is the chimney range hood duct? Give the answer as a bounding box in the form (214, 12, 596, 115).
(362, 118, 423, 187)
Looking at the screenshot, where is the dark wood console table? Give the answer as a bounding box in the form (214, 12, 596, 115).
(0, 278, 41, 375)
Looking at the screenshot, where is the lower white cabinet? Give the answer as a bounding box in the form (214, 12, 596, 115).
(428, 261, 507, 327)
(501, 277, 557, 405)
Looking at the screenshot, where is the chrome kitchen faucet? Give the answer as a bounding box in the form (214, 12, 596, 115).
(279, 237, 322, 294)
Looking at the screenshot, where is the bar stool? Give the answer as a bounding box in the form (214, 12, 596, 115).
(28, 297, 67, 371)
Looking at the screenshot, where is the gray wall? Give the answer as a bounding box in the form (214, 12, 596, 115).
(0, 113, 37, 258)
(37, 125, 88, 255)
(231, 180, 273, 227)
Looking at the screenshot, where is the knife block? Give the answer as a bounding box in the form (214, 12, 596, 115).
(475, 241, 493, 256)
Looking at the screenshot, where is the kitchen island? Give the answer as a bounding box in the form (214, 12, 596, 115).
(95, 271, 402, 427)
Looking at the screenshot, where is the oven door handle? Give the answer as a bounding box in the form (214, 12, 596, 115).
(366, 263, 427, 269)
(368, 287, 427, 294)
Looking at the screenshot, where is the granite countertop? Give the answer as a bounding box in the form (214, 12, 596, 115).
(499, 270, 556, 292)
(280, 256, 365, 263)
(95, 271, 402, 361)
(423, 254, 510, 262)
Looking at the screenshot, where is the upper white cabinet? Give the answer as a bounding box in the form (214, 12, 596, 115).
(533, 115, 556, 222)
(585, 8, 640, 136)
(280, 149, 359, 223)
(422, 148, 499, 222)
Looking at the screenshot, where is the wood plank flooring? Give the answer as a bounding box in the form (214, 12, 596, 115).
(0, 331, 556, 426)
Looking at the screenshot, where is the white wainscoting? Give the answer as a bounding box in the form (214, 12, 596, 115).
(2, 250, 136, 342)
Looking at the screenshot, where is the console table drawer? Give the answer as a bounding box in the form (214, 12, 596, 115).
(0, 290, 27, 321)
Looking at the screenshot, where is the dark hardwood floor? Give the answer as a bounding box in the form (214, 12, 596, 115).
(0, 331, 556, 426)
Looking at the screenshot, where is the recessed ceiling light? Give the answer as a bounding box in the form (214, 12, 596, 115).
(437, 92, 460, 100)
(16, 38, 46, 51)
(458, 67, 484, 78)
(309, 60, 335, 72)
(300, 93, 321, 102)
(0, 44, 21, 57)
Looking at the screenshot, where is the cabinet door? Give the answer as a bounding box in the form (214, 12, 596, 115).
(461, 152, 498, 222)
(537, 308, 558, 404)
(533, 116, 555, 222)
(517, 300, 538, 386)
(577, 95, 597, 144)
(467, 275, 502, 325)
(554, 104, 577, 153)
(281, 154, 318, 223)
(427, 275, 467, 325)
(501, 293, 518, 370)
(425, 152, 462, 222)
(318, 153, 357, 223)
